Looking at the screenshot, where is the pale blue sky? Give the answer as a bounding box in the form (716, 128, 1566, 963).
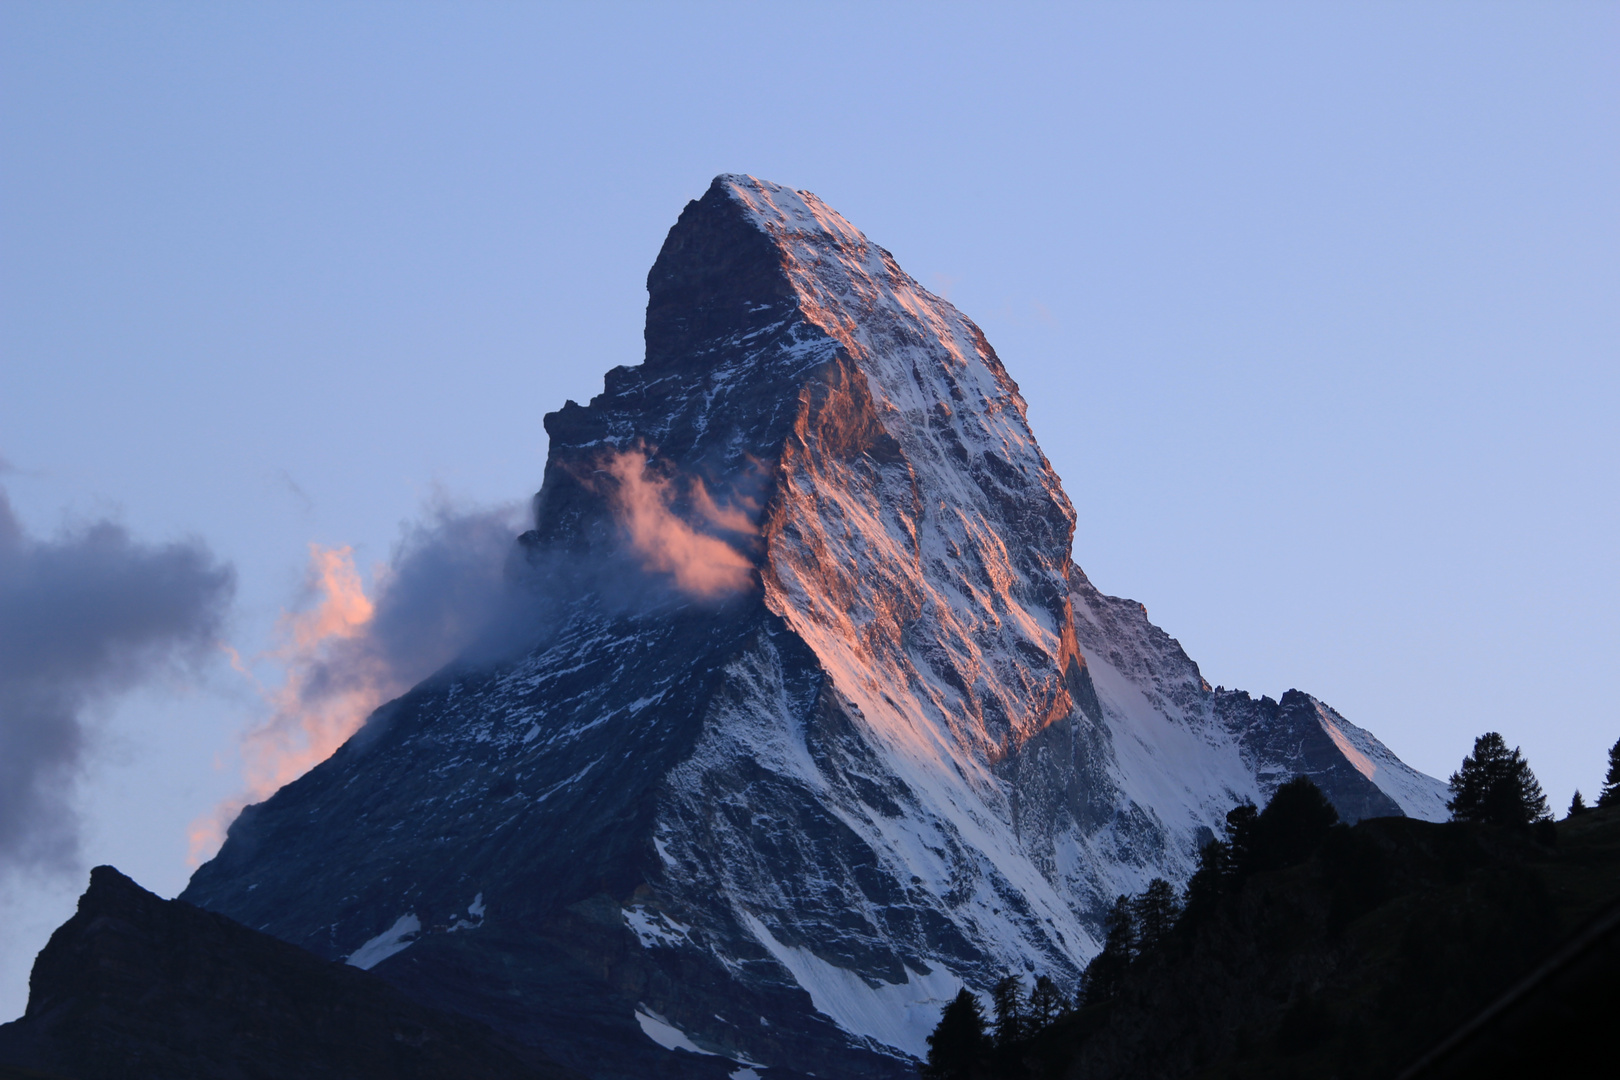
(1, 2, 1616, 1018)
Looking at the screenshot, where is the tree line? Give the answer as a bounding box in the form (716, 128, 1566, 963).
(921, 731, 1620, 1079)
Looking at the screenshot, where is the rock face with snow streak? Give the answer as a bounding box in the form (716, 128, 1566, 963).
(182, 176, 1447, 1080)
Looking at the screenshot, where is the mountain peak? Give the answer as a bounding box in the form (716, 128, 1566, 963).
(181, 178, 1447, 1079)
(714, 173, 879, 251)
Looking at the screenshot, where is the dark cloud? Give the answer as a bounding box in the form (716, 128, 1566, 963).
(213, 499, 530, 825)
(0, 490, 234, 878)
(315, 499, 531, 697)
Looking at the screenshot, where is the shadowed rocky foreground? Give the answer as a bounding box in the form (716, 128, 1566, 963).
(0, 867, 581, 1080)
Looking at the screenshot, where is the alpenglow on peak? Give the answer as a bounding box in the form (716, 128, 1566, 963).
(182, 174, 1447, 1080)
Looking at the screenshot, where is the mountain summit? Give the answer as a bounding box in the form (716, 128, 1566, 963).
(182, 176, 1446, 1079)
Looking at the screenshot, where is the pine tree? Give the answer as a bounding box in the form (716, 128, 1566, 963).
(1080, 895, 1136, 1005)
(1224, 802, 1259, 873)
(990, 975, 1026, 1047)
(1447, 732, 1551, 826)
(1106, 892, 1138, 961)
(1026, 974, 1066, 1031)
(1245, 777, 1340, 872)
(1130, 878, 1182, 953)
(1599, 737, 1620, 808)
(923, 988, 988, 1080)
(1180, 837, 1231, 927)
(1568, 790, 1589, 817)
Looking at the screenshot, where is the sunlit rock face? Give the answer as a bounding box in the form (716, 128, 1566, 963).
(182, 176, 1447, 1080)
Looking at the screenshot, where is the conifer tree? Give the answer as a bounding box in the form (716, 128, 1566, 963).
(923, 988, 987, 1080)
(1224, 802, 1259, 873)
(1447, 732, 1551, 826)
(1244, 777, 1339, 872)
(990, 975, 1026, 1047)
(1105, 892, 1137, 961)
(1026, 974, 1066, 1030)
(1568, 790, 1588, 817)
(1180, 837, 1231, 927)
(1080, 895, 1136, 1005)
(1130, 878, 1181, 953)
(1599, 737, 1620, 808)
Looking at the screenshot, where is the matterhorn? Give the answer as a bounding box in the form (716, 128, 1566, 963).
(181, 175, 1446, 1080)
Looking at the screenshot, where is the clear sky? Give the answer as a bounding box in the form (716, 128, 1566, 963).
(1, 2, 1615, 1019)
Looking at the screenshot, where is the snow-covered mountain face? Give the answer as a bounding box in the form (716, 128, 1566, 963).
(182, 176, 1447, 1080)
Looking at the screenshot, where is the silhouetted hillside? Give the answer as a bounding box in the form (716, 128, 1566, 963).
(0, 867, 580, 1080)
(1008, 804, 1620, 1079)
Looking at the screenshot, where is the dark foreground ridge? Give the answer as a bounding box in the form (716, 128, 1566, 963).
(0, 867, 581, 1080)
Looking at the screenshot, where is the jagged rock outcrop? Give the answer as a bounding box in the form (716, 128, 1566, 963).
(0, 866, 578, 1080)
(178, 175, 1447, 1079)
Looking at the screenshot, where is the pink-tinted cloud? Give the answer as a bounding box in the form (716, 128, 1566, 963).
(600, 449, 757, 599)
(189, 545, 394, 863)
(690, 475, 757, 536)
(190, 501, 523, 863)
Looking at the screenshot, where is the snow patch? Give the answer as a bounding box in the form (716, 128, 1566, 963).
(1311, 701, 1451, 821)
(1319, 712, 1377, 781)
(742, 912, 961, 1058)
(449, 892, 486, 932)
(634, 1008, 716, 1055)
(624, 905, 692, 949)
(346, 913, 420, 970)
